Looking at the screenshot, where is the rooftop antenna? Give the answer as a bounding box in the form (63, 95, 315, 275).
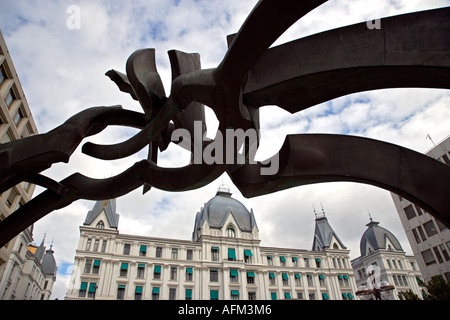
(367, 209, 373, 222)
(313, 204, 317, 218)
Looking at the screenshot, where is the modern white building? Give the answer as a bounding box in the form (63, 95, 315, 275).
(390, 135, 450, 283)
(65, 186, 358, 300)
(351, 218, 423, 299)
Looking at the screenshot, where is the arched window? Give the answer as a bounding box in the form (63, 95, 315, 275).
(227, 226, 236, 238)
(96, 221, 105, 229)
(333, 243, 339, 249)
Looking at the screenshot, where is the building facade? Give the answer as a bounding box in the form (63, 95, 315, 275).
(65, 186, 358, 300)
(351, 218, 423, 299)
(390, 135, 450, 283)
(0, 29, 57, 300)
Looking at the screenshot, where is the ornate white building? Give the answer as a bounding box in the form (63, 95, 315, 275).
(351, 218, 423, 299)
(65, 186, 357, 300)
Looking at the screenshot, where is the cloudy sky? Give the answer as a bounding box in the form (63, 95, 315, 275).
(1, 0, 449, 299)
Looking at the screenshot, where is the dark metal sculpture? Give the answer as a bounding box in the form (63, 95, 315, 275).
(1, 0, 449, 247)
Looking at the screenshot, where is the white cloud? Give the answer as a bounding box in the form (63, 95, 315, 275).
(1, 0, 449, 300)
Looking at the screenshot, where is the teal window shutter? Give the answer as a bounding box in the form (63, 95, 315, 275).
(210, 290, 218, 300)
(135, 286, 142, 293)
(118, 284, 126, 289)
(231, 290, 239, 295)
(280, 256, 286, 262)
(338, 275, 343, 279)
(269, 273, 276, 278)
(247, 271, 255, 277)
(282, 273, 289, 280)
(230, 269, 239, 277)
(342, 293, 348, 298)
(138, 264, 145, 268)
(88, 283, 97, 293)
(271, 292, 277, 300)
(319, 274, 325, 279)
(295, 273, 301, 279)
(152, 287, 159, 294)
(228, 248, 236, 259)
(186, 267, 193, 274)
(322, 293, 329, 300)
(244, 249, 253, 256)
(316, 258, 322, 262)
(348, 293, 354, 299)
(80, 282, 88, 290)
(140, 245, 147, 252)
(154, 265, 161, 273)
(343, 275, 349, 280)
(292, 257, 298, 261)
(211, 246, 220, 250)
(284, 292, 291, 299)
(121, 262, 128, 270)
(93, 260, 101, 267)
(186, 289, 192, 299)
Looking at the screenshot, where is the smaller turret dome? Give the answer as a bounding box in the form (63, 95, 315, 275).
(360, 219, 403, 256)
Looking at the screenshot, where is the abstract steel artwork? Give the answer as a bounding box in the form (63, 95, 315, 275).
(1, 0, 449, 247)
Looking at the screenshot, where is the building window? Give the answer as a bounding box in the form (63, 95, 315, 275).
(284, 292, 292, 300)
(79, 282, 87, 297)
(123, 243, 131, 255)
(404, 205, 416, 220)
(153, 265, 161, 279)
(210, 290, 218, 300)
(304, 258, 310, 268)
(169, 288, 176, 300)
(211, 247, 219, 261)
(295, 274, 301, 286)
(139, 245, 147, 257)
(282, 273, 289, 285)
(267, 255, 273, 265)
(297, 291, 304, 300)
(171, 248, 178, 259)
(101, 240, 107, 253)
(170, 266, 177, 280)
(292, 257, 298, 266)
(187, 249, 193, 260)
(248, 292, 256, 300)
(433, 246, 444, 264)
(117, 285, 125, 300)
(5, 89, 15, 108)
(315, 258, 321, 268)
(244, 249, 253, 263)
(120, 263, 128, 277)
(412, 228, 421, 243)
(309, 292, 316, 300)
(0, 65, 7, 85)
(417, 226, 427, 241)
(231, 290, 239, 300)
(424, 220, 438, 237)
(227, 227, 236, 238)
(185, 289, 192, 300)
(421, 249, 436, 266)
(156, 246, 162, 258)
(13, 108, 24, 126)
(210, 268, 218, 282)
(270, 292, 277, 300)
(152, 287, 160, 300)
(280, 256, 286, 266)
(137, 264, 145, 278)
(96, 221, 104, 229)
(186, 267, 193, 281)
(88, 283, 97, 298)
(318, 274, 326, 287)
(85, 238, 91, 251)
(269, 272, 276, 285)
(93, 239, 99, 252)
(247, 271, 256, 284)
(92, 260, 100, 274)
(307, 274, 313, 286)
(84, 259, 92, 273)
(230, 269, 239, 282)
(228, 248, 236, 261)
(135, 286, 143, 300)
(439, 244, 450, 261)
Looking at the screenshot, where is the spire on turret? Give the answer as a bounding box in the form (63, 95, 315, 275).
(312, 204, 346, 251)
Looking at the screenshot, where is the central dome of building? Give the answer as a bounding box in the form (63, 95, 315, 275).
(192, 185, 258, 240)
